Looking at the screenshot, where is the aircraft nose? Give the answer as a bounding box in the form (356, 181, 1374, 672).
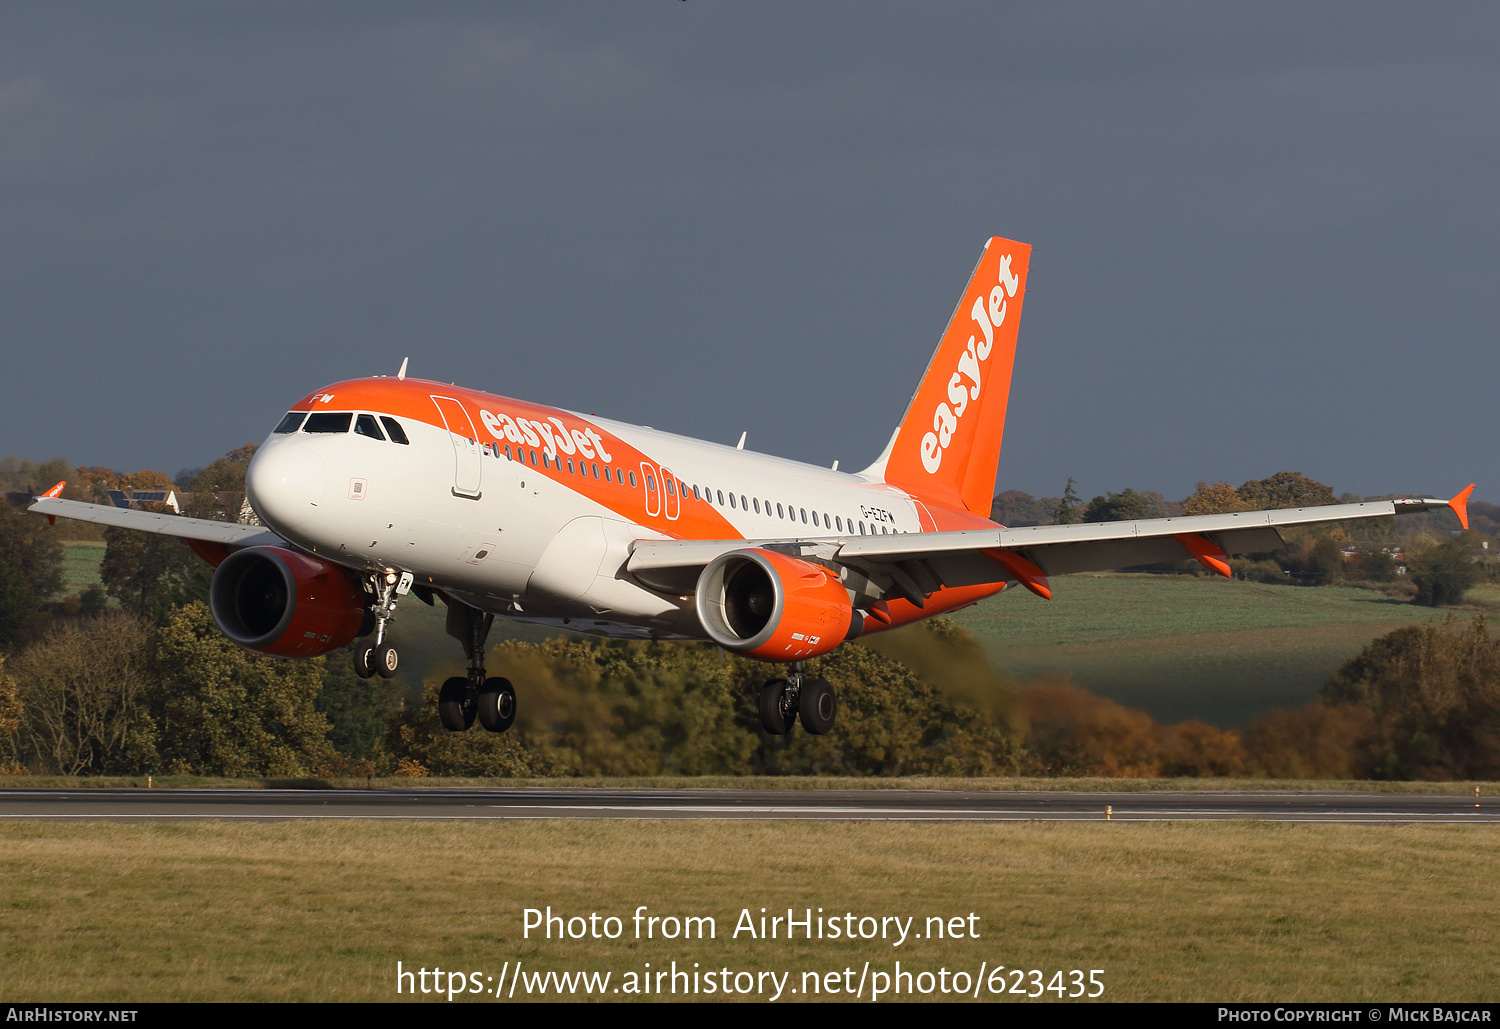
(246, 441, 327, 540)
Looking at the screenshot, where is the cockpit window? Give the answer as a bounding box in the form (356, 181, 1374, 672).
(355, 414, 385, 441)
(379, 417, 410, 445)
(274, 412, 306, 434)
(303, 412, 353, 433)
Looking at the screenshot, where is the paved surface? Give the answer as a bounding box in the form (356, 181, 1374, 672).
(0, 787, 1496, 823)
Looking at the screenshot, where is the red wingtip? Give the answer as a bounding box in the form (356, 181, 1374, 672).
(1449, 483, 1475, 531)
(42, 480, 65, 499)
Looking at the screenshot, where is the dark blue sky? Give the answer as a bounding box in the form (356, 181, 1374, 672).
(2, 3, 1493, 502)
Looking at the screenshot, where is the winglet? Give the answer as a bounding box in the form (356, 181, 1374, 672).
(1449, 483, 1474, 531)
(39, 481, 65, 524)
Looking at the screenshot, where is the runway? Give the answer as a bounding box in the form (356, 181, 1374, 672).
(0, 787, 1496, 823)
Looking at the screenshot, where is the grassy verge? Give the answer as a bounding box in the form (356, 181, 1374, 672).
(2, 775, 1496, 794)
(0, 820, 1495, 1002)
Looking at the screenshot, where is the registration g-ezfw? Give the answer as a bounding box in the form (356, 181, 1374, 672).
(31, 238, 1474, 736)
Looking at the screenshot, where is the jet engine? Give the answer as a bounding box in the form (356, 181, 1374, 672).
(695, 548, 859, 661)
(209, 546, 368, 658)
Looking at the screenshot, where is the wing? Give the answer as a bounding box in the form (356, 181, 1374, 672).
(628, 488, 1474, 605)
(28, 496, 283, 548)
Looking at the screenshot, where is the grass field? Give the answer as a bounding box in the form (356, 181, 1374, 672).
(1, 820, 1496, 1003)
(951, 575, 1451, 726)
(56, 540, 106, 598)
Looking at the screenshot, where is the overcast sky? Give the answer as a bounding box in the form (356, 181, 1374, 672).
(1, 3, 1494, 502)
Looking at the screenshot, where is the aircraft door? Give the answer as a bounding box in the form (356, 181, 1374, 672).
(641, 462, 661, 518)
(661, 466, 681, 521)
(430, 396, 483, 499)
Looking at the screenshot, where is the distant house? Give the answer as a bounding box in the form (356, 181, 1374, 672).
(107, 488, 181, 513)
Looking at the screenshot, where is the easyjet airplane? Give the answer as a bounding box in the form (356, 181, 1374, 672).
(30, 237, 1474, 737)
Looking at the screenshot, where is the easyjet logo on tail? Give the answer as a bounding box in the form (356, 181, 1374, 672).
(920, 253, 1020, 474)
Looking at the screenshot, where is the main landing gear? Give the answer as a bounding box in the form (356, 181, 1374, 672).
(759, 663, 837, 736)
(354, 570, 409, 680)
(439, 599, 516, 734)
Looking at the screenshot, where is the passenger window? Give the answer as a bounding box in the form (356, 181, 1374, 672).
(355, 414, 385, 441)
(753, 498, 760, 514)
(646, 472, 657, 492)
(592, 463, 600, 478)
(274, 412, 306, 434)
(379, 417, 410, 445)
(824, 513, 831, 529)
(568, 458, 576, 474)
(741, 495, 747, 511)
(717, 490, 725, 506)
(728, 493, 736, 509)
(603, 466, 612, 482)
(836, 516, 842, 531)
(304, 412, 352, 433)
(692, 485, 700, 500)
(504, 445, 513, 461)
(811, 510, 818, 527)
(859, 521, 866, 534)
(777, 503, 784, 519)
(800, 508, 807, 524)
(530, 450, 537, 466)
(629, 470, 638, 488)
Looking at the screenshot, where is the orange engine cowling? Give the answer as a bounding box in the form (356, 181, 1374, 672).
(694, 548, 859, 661)
(208, 546, 368, 659)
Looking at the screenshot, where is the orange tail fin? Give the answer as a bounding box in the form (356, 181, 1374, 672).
(871, 237, 1030, 517)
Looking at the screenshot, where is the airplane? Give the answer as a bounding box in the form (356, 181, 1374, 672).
(29, 236, 1474, 738)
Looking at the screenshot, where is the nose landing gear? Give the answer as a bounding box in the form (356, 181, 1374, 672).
(758, 663, 837, 736)
(439, 599, 517, 733)
(354, 570, 410, 680)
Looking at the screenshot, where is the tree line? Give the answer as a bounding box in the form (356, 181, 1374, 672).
(3, 606, 1497, 781)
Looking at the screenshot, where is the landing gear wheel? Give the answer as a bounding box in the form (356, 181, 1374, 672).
(477, 677, 517, 733)
(439, 676, 476, 732)
(759, 678, 793, 735)
(374, 642, 399, 679)
(798, 677, 837, 735)
(353, 645, 376, 679)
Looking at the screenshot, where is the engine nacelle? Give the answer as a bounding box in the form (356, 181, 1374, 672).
(209, 546, 367, 659)
(695, 548, 859, 661)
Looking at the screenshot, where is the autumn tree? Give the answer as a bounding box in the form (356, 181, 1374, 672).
(0, 560, 42, 649)
(0, 653, 21, 772)
(990, 490, 1057, 527)
(1184, 481, 1250, 516)
(7, 614, 158, 775)
(184, 444, 260, 520)
(1082, 488, 1169, 523)
(1236, 471, 1338, 510)
(1323, 615, 1500, 779)
(1408, 542, 1480, 607)
(0, 501, 63, 600)
(99, 524, 207, 621)
(152, 602, 336, 777)
(0, 456, 73, 496)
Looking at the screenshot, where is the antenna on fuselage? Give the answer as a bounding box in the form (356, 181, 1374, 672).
(736, 431, 746, 450)
(397, 357, 409, 381)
